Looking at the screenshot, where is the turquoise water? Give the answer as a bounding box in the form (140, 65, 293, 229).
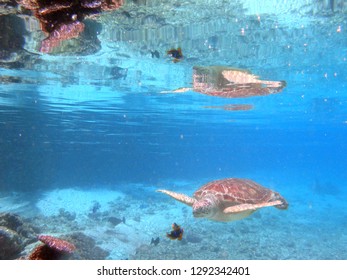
(0, 1, 347, 259)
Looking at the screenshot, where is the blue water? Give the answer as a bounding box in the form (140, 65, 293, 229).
(1, 1, 347, 259)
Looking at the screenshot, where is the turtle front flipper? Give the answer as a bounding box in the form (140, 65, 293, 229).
(160, 87, 191, 94)
(157, 189, 196, 206)
(223, 200, 284, 214)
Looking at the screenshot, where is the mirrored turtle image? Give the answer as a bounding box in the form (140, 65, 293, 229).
(157, 178, 288, 222)
(162, 66, 286, 98)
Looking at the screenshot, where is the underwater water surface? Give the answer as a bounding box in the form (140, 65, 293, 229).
(0, 0, 347, 260)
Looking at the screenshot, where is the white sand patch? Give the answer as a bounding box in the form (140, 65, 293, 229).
(36, 188, 125, 216)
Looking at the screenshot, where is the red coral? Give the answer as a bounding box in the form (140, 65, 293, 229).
(101, 0, 124, 11)
(19, 0, 39, 10)
(27, 235, 76, 260)
(40, 21, 85, 53)
(27, 244, 61, 260)
(38, 235, 76, 253)
(16, 0, 124, 53)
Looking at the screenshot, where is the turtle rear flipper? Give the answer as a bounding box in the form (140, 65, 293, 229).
(157, 189, 196, 206)
(223, 200, 283, 214)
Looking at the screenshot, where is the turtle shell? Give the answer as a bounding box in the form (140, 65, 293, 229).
(192, 66, 286, 98)
(194, 178, 275, 206)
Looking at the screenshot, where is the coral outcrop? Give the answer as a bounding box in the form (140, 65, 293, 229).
(0, 212, 37, 259)
(28, 235, 76, 260)
(16, 0, 124, 52)
(38, 234, 76, 253)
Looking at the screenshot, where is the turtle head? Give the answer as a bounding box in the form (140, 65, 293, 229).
(272, 192, 289, 210)
(192, 196, 218, 218)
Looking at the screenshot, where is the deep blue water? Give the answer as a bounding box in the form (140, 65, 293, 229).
(1, 76, 347, 191)
(1, 0, 347, 259)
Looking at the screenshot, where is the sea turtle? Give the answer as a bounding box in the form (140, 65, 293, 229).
(157, 178, 288, 222)
(161, 66, 286, 98)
